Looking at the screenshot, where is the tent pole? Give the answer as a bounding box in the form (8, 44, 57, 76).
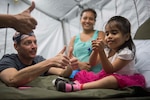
(4, 3, 9, 55)
(60, 20, 67, 55)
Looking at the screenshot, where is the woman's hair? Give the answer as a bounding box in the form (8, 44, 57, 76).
(80, 8, 97, 20)
(106, 16, 136, 55)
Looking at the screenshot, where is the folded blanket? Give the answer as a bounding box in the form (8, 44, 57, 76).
(0, 75, 149, 100)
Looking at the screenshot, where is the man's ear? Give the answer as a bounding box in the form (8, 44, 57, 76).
(14, 43, 18, 50)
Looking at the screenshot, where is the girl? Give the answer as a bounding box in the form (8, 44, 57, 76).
(55, 16, 145, 92)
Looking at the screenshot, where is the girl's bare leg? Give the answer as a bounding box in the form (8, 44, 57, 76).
(83, 75, 118, 89)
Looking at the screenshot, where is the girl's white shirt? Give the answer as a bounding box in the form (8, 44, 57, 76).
(104, 47, 138, 75)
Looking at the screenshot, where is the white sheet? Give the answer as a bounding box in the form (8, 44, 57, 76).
(134, 40, 150, 88)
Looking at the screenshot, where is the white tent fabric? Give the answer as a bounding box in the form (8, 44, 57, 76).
(0, 0, 150, 59)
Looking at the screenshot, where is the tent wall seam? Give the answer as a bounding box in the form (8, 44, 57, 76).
(133, 0, 140, 27)
(22, 0, 60, 21)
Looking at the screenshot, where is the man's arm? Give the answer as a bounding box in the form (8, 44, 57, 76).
(0, 47, 70, 87)
(0, 59, 52, 87)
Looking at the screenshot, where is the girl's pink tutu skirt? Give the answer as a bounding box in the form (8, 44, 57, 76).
(73, 69, 145, 88)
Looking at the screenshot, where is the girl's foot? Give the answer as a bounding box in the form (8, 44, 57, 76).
(56, 80, 82, 92)
(52, 77, 70, 86)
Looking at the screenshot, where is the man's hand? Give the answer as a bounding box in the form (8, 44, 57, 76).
(12, 1, 37, 34)
(78, 61, 91, 71)
(68, 47, 78, 70)
(50, 46, 70, 68)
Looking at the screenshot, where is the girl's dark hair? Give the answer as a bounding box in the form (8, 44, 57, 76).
(106, 16, 136, 55)
(80, 8, 97, 20)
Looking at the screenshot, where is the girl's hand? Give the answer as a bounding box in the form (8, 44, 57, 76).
(92, 38, 105, 52)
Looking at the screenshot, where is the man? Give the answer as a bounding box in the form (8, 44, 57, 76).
(0, 1, 37, 34)
(0, 32, 78, 87)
